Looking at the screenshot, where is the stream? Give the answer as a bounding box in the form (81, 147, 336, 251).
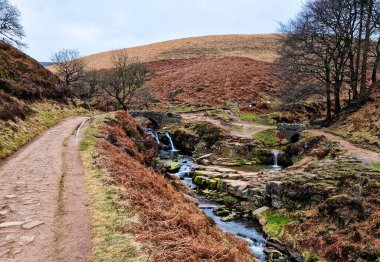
(160, 150, 290, 262)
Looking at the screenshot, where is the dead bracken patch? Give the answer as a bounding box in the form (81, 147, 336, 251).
(96, 111, 255, 262)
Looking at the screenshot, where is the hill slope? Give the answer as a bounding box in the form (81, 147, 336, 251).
(76, 34, 282, 70)
(146, 56, 286, 107)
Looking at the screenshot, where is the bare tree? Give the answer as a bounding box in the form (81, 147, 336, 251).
(0, 0, 25, 47)
(277, 0, 380, 124)
(50, 49, 85, 88)
(100, 51, 151, 110)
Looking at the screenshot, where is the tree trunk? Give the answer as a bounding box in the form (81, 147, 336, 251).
(360, 0, 373, 97)
(326, 81, 332, 123)
(334, 82, 341, 114)
(371, 36, 380, 84)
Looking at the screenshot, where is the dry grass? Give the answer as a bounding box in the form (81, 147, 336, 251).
(49, 34, 283, 71)
(80, 118, 148, 262)
(0, 102, 94, 160)
(94, 111, 255, 262)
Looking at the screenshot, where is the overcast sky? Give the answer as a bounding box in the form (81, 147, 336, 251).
(10, 0, 304, 61)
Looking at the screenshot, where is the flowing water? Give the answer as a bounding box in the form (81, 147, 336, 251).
(271, 149, 282, 168)
(174, 156, 268, 260)
(147, 129, 160, 144)
(165, 132, 179, 152)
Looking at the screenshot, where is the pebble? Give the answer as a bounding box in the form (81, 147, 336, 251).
(0, 221, 25, 228)
(19, 235, 35, 245)
(22, 221, 43, 230)
(5, 195, 17, 199)
(0, 210, 9, 216)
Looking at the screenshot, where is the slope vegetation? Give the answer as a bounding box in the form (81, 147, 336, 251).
(146, 56, 286, 107)
(0, 41, 91, 159)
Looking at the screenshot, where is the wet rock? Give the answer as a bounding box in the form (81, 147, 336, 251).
(213, 206, 230, 217)
(169, 162, 180, 172)
(221, 212, 237, 222)
(253, 206, 269, 216)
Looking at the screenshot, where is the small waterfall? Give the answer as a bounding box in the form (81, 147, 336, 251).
(165, 131, 179, 152)
(271, 149, 281, 168)
(148, 129, 160, 144)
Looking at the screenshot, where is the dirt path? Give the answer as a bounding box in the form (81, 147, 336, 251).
(181, 111, 380, 165)
(180, 112, 271, 138)
(309, 129, 380, 164)
(0, 117, 92, 262)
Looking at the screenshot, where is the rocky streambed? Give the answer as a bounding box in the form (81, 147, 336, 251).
(158, 151, 302, 262)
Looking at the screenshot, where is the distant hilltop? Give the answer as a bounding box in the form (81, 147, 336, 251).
(51, 34, 283, 71)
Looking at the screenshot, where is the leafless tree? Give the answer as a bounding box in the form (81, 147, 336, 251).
(277, 0, 380, 124)
(100, 51, 151, 110)
(50, 49, 85, 88)
(0, 0, 25, 47)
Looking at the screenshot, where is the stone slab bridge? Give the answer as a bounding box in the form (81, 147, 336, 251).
(129, 111, 181, 128)
(277, 123, 306, 143)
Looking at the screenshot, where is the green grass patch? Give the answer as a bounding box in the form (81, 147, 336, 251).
(263, 211, 291, 237)
(331, 129, 349, 137)
(239, 112, 274, 125)
(205, 109, 233, 122)
(0, 102, 95, 160)
(253, 129, 280, 147)
(371, 162, 380, 171)
(80, 117, 148, 262)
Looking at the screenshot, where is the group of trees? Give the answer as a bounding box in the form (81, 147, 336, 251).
(51, 49, 152, 110)
(278, 0, 380, 123)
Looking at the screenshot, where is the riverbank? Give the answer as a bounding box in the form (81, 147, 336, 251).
(80, 111, 256, 261)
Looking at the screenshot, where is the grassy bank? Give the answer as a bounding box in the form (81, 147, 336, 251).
(0, 102, 95, 160)
(80, 116, 148, 262)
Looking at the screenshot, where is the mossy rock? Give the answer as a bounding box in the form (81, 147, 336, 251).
(193, 176, 207, 186)
(216, 179, 224, 191)
(169, 162, 180, 172)
(213, 206, 230, 217)
(207, 179, 217, 189)
(221, 212, 237, 222)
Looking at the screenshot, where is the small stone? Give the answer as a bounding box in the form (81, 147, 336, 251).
(5, 195, 17, 199)
(0, 210, 9, 216)
(19, 235, 35, 245)
(0, 221, 25, 228)
(22, 221, 43, 229)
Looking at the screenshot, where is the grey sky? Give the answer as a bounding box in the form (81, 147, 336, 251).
(10, 0, 304, 61)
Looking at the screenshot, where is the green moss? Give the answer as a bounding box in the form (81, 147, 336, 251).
(252, 129, 280, 147)
(216, 179, 223, 190)
(263, 211, 290, 237)
(222, 195, 240, 205)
